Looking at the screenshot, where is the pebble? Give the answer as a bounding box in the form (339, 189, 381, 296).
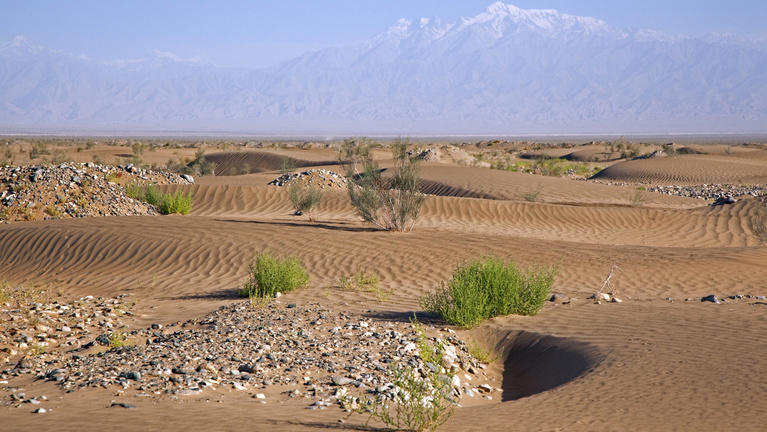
(332, 376, 356, 386)
(701, 295, 720, 304)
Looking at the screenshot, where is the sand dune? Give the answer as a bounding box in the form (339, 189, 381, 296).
(593, 153, 767, 184)
(563, 146, 619, 162)
(204, 150, 341, 175)
(3, 144, 767, 431)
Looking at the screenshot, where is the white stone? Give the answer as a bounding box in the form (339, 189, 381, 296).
(451, 375, 461, 388)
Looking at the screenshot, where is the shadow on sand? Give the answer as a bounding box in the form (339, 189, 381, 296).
(214, 218, 382, 233)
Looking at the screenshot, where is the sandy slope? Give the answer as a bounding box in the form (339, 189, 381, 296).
(594, 152, 767, 184)
(2, 147, 767, 431)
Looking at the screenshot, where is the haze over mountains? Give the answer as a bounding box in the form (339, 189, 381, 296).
(1, 2, 766, 134)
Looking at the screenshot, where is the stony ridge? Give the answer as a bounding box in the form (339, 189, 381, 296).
(0, 163, 192, 223)
(268, 169, 347, 189)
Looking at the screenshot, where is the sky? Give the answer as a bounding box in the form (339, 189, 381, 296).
(2, 0, 766, 68)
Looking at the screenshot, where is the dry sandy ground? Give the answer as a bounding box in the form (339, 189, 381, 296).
(2, 145, 767, 431)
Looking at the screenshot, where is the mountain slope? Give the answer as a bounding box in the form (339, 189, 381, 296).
(1, 3, 766, 134)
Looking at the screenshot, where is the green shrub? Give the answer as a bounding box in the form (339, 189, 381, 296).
(343, 138, 425, 232)
(158, 190, 193, 215)
(287, 181, 323, 220)
(123, 182, 191, 214)
(124, 181, 145, 200)
(421, 257, 556, 328)
(240, 252, 309, 298)
(108, 331, 130, 348)
(144, 184, 163, 206)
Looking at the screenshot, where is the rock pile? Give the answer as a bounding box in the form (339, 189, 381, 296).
(646, 184, 764, 201)
(1, 299, 496, 411)
(590, 179, 765, 202)
(0, 163, 192, 223)
(268, 169, 347, 189)
(409, 148, 441, 162)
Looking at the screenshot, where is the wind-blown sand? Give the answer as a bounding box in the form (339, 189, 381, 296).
(2, 145, 767, 431)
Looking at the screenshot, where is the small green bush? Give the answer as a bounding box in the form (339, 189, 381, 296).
(421, 257, 556, 328)
(158, 190, 193, 215)
(144, 184, 163, 206)
(288, 181, 323, 220)
(124, 181, 145, 200)
(108, 331, 130, 348)
(123, 182, 191, 214)
(240, 252, 309, 298)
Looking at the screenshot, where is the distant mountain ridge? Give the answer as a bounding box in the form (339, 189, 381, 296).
(1, 2, 766, 134)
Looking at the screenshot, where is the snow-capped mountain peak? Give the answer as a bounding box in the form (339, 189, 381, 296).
(462, 2, 609, 36)
(0, 35, 46, 54)
(0, 3, 765, 134)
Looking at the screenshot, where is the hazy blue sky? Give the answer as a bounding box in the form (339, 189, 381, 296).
(2, 1, 766, 68)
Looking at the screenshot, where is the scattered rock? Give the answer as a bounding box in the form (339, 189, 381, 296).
(120, 371, 141, 381)
(701, 295, 720, 304)
(0, 163, 190, 223)
(267, 169, 346, 189)
(712, 195, 737, 206)
(20, 300, 493, 410)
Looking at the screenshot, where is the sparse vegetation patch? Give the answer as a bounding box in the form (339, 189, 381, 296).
(343, 138, 425, 232)
(422, 257, 556, 328)
(288, 181, 323, 221)
(158, 189, 193, 215)
(240, 252, 309, 298)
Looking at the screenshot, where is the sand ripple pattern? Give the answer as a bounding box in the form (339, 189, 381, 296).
(593, 153, 767, 184)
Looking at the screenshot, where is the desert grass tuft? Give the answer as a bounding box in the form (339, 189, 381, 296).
(240, 252, 309, 298)
(158, 189, 193, 215)
(422, 257, 556, 328)
(338, 270, 391, 302)
(466, 339, 498, 364)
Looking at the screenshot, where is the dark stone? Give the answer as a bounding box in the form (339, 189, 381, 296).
(238, 364, 254, 373)
(110, 402, 136, 409)
(287, 303, 297, 309)
(120, 371, 141, 381)
(95, 334, 110, 345)
(701, 295, 720, 304)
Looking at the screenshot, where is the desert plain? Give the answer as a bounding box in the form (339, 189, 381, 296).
(1, 138, 767, 431)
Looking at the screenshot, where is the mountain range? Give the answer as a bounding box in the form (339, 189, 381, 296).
(1, 2, 766, 134)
